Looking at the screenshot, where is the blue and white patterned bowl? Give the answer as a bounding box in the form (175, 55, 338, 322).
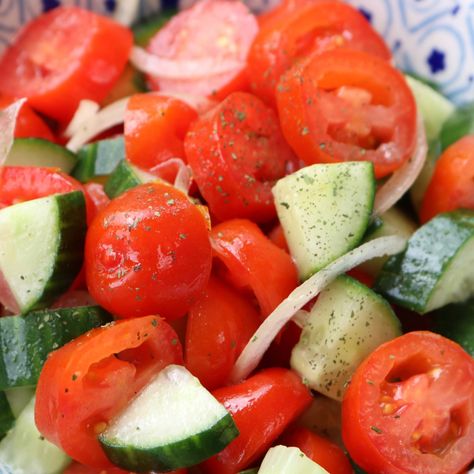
(1, 0, 473, 104)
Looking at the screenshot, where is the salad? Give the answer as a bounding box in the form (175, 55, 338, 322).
(0, 1, 473, 473)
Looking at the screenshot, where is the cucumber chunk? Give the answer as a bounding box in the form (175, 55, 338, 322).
(0, 306, 110, 390)
(440, 102, 474, 150)
(0, 397, 69, 474)
(0, 393, 14, 441)
(273, 162, 375, 280)
(3, 388, 35, 419)
(0, 191, 86, 314)
(99, 365, 239, 472)
(375, 210, 474, 313)
(4, 138, 78, 174)
(291, 275, 401, 401)
(258, 446, 329, 474)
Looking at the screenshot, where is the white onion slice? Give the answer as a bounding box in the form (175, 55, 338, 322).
(373, 114, 427, 216)
(64, 100, 100, 138)
(130, 46, 242, 80)
(150, 158, 193, 195)
(0, 98, 26, 167)
(230, 236, 407, 383)
(113, 0, 140, 26)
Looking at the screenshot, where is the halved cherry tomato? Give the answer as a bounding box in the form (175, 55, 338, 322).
(276, 49, 417, 178)
(35, 316, 183, 468)
(63, 462, 187, 474)
(342, 331, 474, 474)
(249, 0, 390, 106)
(211, 219, 298, 317)
(268, 223, 289, 253)
(201, 368, 312, 473)
(185, 276, 260, 390)
(185, 92, 297, 222)
(85, 182, 212, 320)
(420, 135, 474, 223)
(280, 427, 352, 474)
(0, 7, 132, 123)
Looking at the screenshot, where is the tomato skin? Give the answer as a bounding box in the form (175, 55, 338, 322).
(83, 182, 110, 215)
(0, 7, 132, 123)
(185, 92, 297, 223)
(185, 277, 260, 390)
(276, 49, 417, 178)
(85, 182, 212, 320)
(420, 135, 474, 223)
(211, 219, 298, 317)
(63, 462, 187, 474)
(35, 316, 183, 468)
(342, 331, 474, 474)
(201, 368, 313, 473)
(280, 427, 352, 474)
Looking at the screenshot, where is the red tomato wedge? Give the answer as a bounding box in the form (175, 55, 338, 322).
(0, 7, 132, 123)
(249, 0, 391, 106)
(201, 368, 312, 473)
(185, 276, 260, 390)
(35, 316, 183, 468)
(146, 0, 258, 99)
(276, 49, 417, 178)
(211, 219, 298, 317)
(185, 92, 297, 222)
(420, 135, 474, 223)
(342, 331, 474, 474)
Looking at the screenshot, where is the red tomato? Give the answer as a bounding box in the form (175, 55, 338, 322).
(63, 462, 187, 474)
(0, 7, 132, 123)
(84, 182, 110, 215)
(420, 135, 474, 223)
(35, 316, 183, 468)
(0, 97, 54, 141)
(185, 276, 260, 390)
(281, 427, 352, 474)
(267, 223, 289, 253)
(124, 94, 197, 172)
(276, 49, 417, 178)
(146, 0, 258, 99)
(211, 219, 298, 317)
(201, 368, 312, 473)
(249, 0, 390, 107)
(260, 320, 302, 369)
(52, 290, 96, 309)
(185, 92, 297, 222)
(342, 331, 474, 474)
(85, 182, 212, 320)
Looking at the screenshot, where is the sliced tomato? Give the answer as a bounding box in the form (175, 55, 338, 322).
(63, 462, 187, 474)
(185, 276, 260, 390)
(276, 49, 417, 178)
(85, 182, 212, 320)
(52, 290, 96, 309)
(84, 182, 110, 215)
(201, 368, 312, 473)
(146, 0, 258, 99)
(211, 219, 298, 317)
(342, 331, 474, 474)
(35, 316, 183, 468)
(185, 92, 297, 222)
(420, 135, 474, 223)
(249, 0, 391, 107)
(260, 320, 302, 369)
(0, 7, 132, 123)
(267, 223, 289, 253)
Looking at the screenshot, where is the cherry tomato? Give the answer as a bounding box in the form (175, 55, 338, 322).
(201, 368, 312, 473)
(185, 92, 297, 222)
(342, 331, 474, 474)
(420, 135, 474, 223)
(249, 0, 390, 106)
(0, 7, 132, 123)
(276, 49, 417, 178)
(35, 316, 183, 468)
(85, 182, 212, 320)
(185, 276, 260, 390)
(211, 219, 298, 317)
(83, 182, 110, 215)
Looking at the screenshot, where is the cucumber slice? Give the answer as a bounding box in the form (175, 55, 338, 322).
(0, 397, 69, 474)
(440, 102, 474, 150)
(258, 445, 329, 474)
(0, 306, 110, 390)
(99, 365, 239, 472)
(291, 275, 401, 401)
(375, 210, 474, 313)
(273, 162, 375, 280)
(0, 191, 86, 314)
(104, 160, 159, 199)
(4, 388, 35, 419)
(72, 136, 125, 183)
(4, 138, 78, 174)
(0, 393, 14, 441)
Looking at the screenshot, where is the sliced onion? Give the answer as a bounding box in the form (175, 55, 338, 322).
(150, 158, 194, 195)
(0, 98, 26, 167)
(130, 46, 242, 80)
(230, 236, 407, 383)
(64, 100, 100, 138)
(373, 114, 427, 216)
(113, 0, 140, 26)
